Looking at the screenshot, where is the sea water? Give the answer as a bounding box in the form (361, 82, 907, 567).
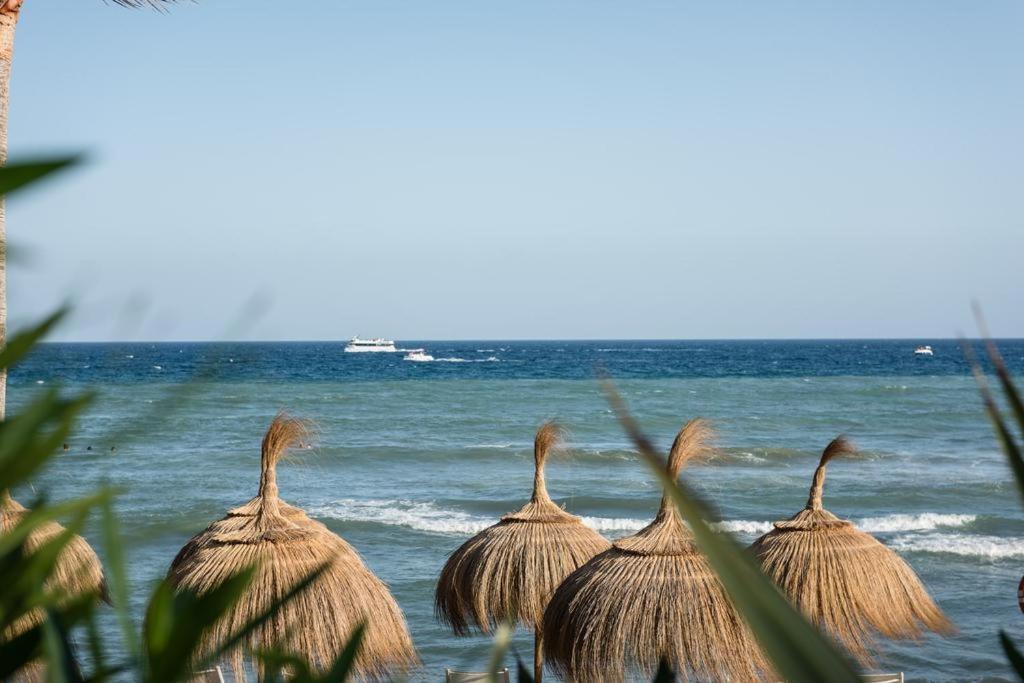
(10, 339, 1024, 681)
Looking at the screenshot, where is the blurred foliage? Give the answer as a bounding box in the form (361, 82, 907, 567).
(967, 333, 1024, 681)
(7, 157, 1024, 683)
(0, 160, 363, 682)
(602, 381, 861, 683)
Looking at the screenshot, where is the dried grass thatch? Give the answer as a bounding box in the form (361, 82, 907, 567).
(1, 490, 107, 680)
(435, 421, 610, 680)
(750, 436, 954, 664)
(542, 419, 771, 682)
(167, 413, 416, 680)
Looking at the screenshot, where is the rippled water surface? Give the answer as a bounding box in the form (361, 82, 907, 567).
(11, 340, 1024, 681)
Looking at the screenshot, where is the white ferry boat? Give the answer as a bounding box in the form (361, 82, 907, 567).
(344, 337, 397, 353)
(914, 345, 934, 356)
(404, 349, 434, 362)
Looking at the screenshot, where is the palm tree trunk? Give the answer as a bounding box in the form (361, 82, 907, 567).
(0, 1, 19, 422)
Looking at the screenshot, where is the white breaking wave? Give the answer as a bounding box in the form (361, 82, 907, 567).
(579, 517, 648, 533)
(713, 520, 774, 535)
(311, 499, 651, 537)
(309, 499, 491, 535)
(888, 533, 1024, 560)
(428, 357, 500, 363)
(732, 451, 768, 464)
(856, 513, 975, 533)
(309, 500, 990, 553)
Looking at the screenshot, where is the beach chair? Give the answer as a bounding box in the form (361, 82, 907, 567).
(445, 668, 510, 682)
(192, 668, 225, 683)
(861, 675, 904, 683)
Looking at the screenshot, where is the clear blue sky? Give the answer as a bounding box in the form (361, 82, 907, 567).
(7, 1, 1023, 341)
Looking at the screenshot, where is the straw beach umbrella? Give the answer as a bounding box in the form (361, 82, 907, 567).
(435, 422, 610, 681)
(542, 419, 770, 682)
(1, 490, 106, 678)
(167, 413, 416, 679)
(0, 493, 106, 601)
(750, 436, 953, 664)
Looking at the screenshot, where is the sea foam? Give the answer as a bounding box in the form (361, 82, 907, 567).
(308, 499, 491, 535)
(888, 533, 1024, 560)
(309, 499, 981, 544)
(856, 513, 975, 533)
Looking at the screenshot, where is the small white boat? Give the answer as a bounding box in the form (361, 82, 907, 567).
(404, 349, 434, 362)
(344, 337, 397, 353)
(914, 345, 934, 356)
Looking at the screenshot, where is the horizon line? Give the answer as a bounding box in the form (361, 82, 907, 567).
(39, 336, 1024, 344)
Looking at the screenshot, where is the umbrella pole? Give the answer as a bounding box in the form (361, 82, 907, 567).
(534, 631, 543, 682)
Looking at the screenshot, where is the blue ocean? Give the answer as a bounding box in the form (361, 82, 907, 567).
(10, 339, 1024, 681)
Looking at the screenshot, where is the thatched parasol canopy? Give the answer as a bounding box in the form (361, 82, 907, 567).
(1, 490, 107, 678)
(542, 419, 770, 682)
(1, 493, 106, 603)
(750, 436, 953, 664)
(167, 413, 416, 679)
(435, 422, 610, 681)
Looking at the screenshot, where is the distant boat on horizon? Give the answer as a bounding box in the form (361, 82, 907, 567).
(344, 337, 397, 353)
(914, 345, 934, 356)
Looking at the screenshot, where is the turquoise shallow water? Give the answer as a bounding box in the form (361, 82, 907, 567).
(9, 340, 1024, 681)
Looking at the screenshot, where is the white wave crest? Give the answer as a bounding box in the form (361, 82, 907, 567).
(579, 516, 647, 533)
(712, 520, 774, 535)
(888, 533, 1024, 560)
(857, 513, 975, 533)
(429, 357, 500, 363)
(309, 499, 491, 535)
(311, 499, 649, 537)
(309, 500, 983, 545)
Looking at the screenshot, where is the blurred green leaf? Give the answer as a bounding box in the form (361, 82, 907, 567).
(0, 308, 68, 372)
(0, 622, 44, 678)
(317, 622, 365, 683)
(100, 494, 138, 660)
(1000, 631, 1024, 679)
(0, 157, 80, 198)
(41, 606, 84, 683)
(603, 380, 860, 683)
(964, 340, 1024, 507)
(0, 491, 111, 559)
(195, 561, 331, 671)
(143, 568, 255, 683)
(0, 390, 94, 494)
(485, 622, 513, 683)
(515, 655, 534, 683)
(652, 658, 677, 682)
(255, 621, 364, 683)
(973, 305, 1024, 433)
(256, 650, 315, 682)
(983, 338, 1024, 440)
(0, 504, 92, 623)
